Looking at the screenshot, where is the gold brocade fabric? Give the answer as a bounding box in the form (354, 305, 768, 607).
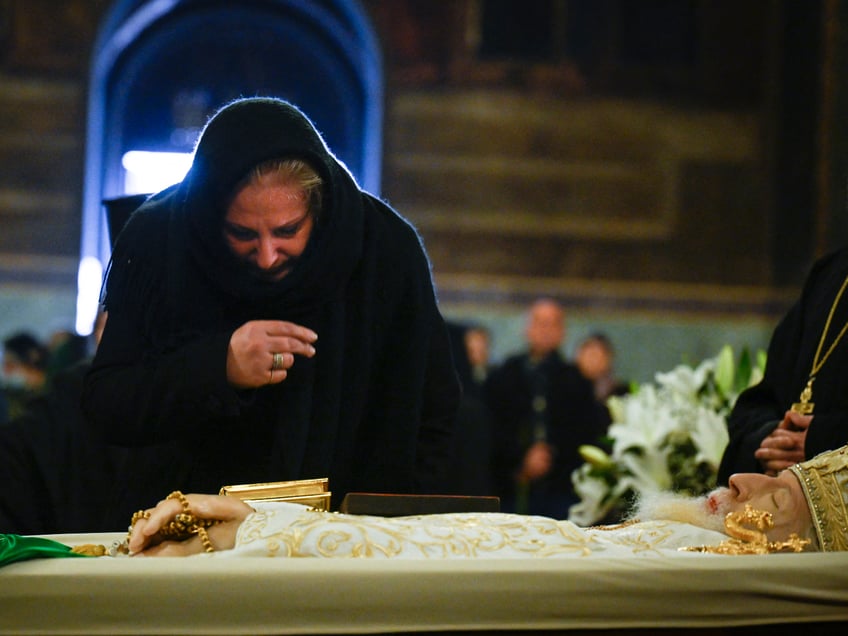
(790, 445, 848, 552)
(233, 504, 731, 559)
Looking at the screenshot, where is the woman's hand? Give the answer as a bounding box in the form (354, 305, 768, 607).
(128, 494, 254, 556)
(227, 320, 317, 389)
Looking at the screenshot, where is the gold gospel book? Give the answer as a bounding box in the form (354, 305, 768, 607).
(219, 477, 331, 511)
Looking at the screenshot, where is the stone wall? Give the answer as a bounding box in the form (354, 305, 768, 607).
(0, 0, 829, 377)
(0, 0, 104, 338)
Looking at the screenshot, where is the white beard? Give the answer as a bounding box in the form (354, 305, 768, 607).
(626, 489, 730, 534)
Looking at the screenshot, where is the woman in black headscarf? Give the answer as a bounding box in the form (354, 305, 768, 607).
(82, 97, 461, 513)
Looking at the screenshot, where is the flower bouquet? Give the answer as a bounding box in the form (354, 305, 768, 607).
(568, 345, 766, 526)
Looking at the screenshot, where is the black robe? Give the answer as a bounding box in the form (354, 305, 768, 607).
(484, 351, 604, 518)
(82, 98, 461, 513)
(718, 247, 848, 482)
(0, 362, 132, 533)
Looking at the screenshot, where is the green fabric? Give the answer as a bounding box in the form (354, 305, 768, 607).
(0, 534, 89, 567)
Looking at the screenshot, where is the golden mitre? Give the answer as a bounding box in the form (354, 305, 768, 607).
(789, 445, 848, 552)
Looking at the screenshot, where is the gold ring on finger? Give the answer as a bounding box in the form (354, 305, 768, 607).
(272, 352, 285, 371)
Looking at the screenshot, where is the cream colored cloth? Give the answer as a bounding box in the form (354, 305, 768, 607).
(7, 526, 846, 633)
(228, 502, 728, 559)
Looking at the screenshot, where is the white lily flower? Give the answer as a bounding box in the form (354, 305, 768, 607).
(654, 358, 713, 399)
(607, 386, 676, 457)
(569, 346, 766, 526)
(689, 406, 730, 467)
(568, 466, 614, 525)
(618, 448, 673, 492)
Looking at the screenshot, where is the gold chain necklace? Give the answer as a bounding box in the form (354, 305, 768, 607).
(791, 274, 848, 414)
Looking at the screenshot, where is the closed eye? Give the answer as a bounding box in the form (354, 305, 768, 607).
(273, 225, 301, 238)
(772, 489, 789, 511)
(273, 215, 309, 238)
(223, 223, 257, 242)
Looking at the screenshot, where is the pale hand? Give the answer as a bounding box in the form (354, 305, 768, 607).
(128, 494, 254, 556)
(227, 319, 317, 388)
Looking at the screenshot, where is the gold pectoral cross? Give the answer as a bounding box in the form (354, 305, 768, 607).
(791, 377, 815, 414)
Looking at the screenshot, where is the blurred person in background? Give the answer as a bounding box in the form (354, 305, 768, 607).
(445, 322, 494, 496)
(484, 298, 604, 517)
(1, 332, 48, 424)
(574, 332, 630, 430)
(574, 332, 629, 403)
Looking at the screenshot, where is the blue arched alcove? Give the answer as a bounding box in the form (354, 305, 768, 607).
(77, 0, 383, 330)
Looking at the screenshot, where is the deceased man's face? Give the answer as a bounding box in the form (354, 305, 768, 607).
(632, 469, 812, 544)
(707, 469, 812, 543)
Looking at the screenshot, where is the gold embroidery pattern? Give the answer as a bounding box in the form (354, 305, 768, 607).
(790, 446, 848, 552)
(236, 508, 727, 559)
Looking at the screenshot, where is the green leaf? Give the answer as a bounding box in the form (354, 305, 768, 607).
(756, 349, 767, 373)
(579, 445, 613, 469)
(714, 344, 735, 396)
(735, 347, 752, 391)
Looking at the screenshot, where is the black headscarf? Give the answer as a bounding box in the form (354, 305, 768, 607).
(90, 98, 460, 505)
(104, 97, 364, 348)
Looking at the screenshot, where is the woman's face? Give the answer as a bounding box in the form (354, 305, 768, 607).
(708, 469, 812, 542)
(223, 173, 314, 282)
